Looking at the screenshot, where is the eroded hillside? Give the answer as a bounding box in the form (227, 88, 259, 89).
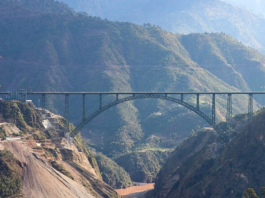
(0, 100, 120, 198)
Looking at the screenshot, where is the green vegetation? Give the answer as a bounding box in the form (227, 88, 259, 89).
(0, 126, 6, 139)
(242, 188, 259, 198)
(95, 153, 133, 188)
(116, 150, 170, 182)
(0, 150, 22, 197)
(0, 101, 43, 133)
(50, 160, 74, 180)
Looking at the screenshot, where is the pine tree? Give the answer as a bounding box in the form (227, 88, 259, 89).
(261, 187, 265, 198)
(242, 188, 259, 198)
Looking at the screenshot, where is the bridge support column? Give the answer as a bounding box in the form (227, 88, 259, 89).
(42, 94, 46, 111)
(99, 94, 102, 109)
(65, 94, 69, 133)
(248, 94, 253, 121)
(196, 94, 200, 110)
(226, 94, 232, 120)
(116, 94, 119, 101)
(82, 94, 86, 122)
(212, 94, 216, 126)
(181, 94, 184, 102)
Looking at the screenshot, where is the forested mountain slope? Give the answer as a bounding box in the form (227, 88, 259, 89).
(0, 0, 265, 166)
(59, 0, 265, 53)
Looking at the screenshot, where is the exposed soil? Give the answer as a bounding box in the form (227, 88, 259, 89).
(116, 183, 154, 198)
(2, 141, 95, 198)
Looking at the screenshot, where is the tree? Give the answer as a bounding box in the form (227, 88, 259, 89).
(242, 188, 259, 198)
(261, 187, 265, 198)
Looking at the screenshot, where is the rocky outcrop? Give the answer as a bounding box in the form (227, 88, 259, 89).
(150, 110, 265, 198)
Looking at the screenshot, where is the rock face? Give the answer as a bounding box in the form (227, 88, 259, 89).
(150, 110, 265, 198)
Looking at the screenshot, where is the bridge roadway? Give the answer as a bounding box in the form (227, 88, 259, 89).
(0, 91, 261, 142)
(1, 91, 265, 95)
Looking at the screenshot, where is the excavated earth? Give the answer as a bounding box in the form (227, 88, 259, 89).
(2, 141, 95, 198)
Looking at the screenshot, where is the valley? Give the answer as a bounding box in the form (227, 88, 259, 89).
(1, 0, 265, 197)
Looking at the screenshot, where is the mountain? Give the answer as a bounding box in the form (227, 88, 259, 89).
(1, 0, 265, 182)
(149, 110, 265, 198)
(59, 0, 265, 53)
(221, 0, 265, 17)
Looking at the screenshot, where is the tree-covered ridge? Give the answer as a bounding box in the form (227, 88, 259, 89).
(95, 153, 133, 188)
(59, 0, 265, 53)
(0, 101, 43, 133)
(0, 0, 74, 15)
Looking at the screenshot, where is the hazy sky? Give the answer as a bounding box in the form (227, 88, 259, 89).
(221, 0, 265, 17)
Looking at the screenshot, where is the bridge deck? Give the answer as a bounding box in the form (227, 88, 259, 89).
(1, 91, 265, 95)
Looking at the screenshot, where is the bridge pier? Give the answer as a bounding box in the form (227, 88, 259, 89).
(226, 94, 232, 120)
(99, 94, 102, 109)
(83, 94, 86, 122)
(181, 94, 184, 102)
(196, 94, 200, 110)
(212, 94, 216, 126)
(65, 94, 69, 133)
(42, 94, 46, 110)
(116, 94, 119, 101)
(248, 94, 253, 120)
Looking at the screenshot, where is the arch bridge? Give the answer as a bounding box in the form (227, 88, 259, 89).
(0, 91, 259, 142)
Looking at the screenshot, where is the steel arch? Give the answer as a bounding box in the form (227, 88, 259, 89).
(70, 94, 229, 141)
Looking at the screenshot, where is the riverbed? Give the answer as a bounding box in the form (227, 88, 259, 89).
(116, 183, 154, 198)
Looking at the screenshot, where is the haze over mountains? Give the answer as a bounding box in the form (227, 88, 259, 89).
(59, 0, 265, 53)
(1, 0, 265, 158)
(2, 0, 265, 187)
(222, 0, 265, 16)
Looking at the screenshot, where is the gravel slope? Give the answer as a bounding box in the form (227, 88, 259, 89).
(2, 141, 95, 198)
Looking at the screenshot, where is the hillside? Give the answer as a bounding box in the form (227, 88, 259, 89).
(0, 100, 119, 198)
(149, 110, 265, 198)
(116, 150, 170, 183)
(95, 153, 133, 189)
(59, 0, 265, 53)
(1, 0, 265, 184)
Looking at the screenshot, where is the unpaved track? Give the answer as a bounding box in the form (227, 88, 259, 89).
(3, 141, 95, 198)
